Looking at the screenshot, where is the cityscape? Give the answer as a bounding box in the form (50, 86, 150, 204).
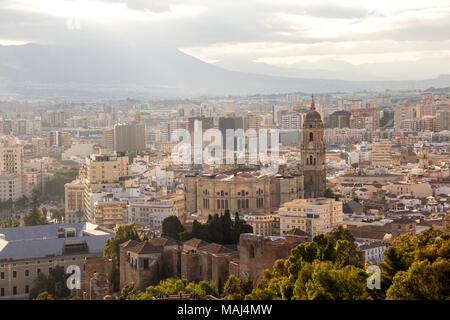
(0, 0, 449, 306)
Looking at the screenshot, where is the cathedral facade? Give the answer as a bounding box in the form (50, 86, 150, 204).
(184, 97, 326, 218)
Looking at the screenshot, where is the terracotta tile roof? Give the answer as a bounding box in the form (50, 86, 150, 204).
(120, 239, 139, 248)
(149, 236, 178, 247)
(128, 241, 163, 254)
(200, 243, 233, 254)
(183, 238, 209, 249)
(285, 228, 309, 237)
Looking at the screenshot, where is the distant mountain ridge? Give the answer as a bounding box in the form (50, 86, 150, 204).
(1, 44, 450, 98)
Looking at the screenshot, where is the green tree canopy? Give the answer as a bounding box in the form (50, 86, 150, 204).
(103, 223, 141, 260)
(45, 167, 79, 201)
(0, 217, 20, 228)
(29, 266, 70, 300)
(34, 291, 56, 300)
(161, 216, 186, 240)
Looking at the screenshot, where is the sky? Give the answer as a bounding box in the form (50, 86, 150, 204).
(1, 0, 450, 77)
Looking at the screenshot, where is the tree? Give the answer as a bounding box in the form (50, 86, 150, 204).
(119, 282, 141, 300)
(232, 212, 253, 243)
(103, 223, 141, 261)
(223, 275, 245, 300)
(23, 207, 47, 226)
(34, 292, 55, 300)
(51, 206, 65, 224)
(300, 261, 371, 300)
(161, 216, 185, 241)
(29, 266, 70, 300)
(23, 189, 47, 226)
(45, 167, 79, 201)
(386, 259, 450, 300)
(1, 217, 20, 228)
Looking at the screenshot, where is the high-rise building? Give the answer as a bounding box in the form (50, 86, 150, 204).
(0, 136, 24, 175)
(436, 110, 449, 131)
(243, 114, 262, 131)
(113, 122, 146, 153)
(281, 112, 304, 130)
(371, 139, 392, 167)
(416, 93, 436, 118)
(0, 136, 26, 201)
(81, 152, 129, 184)
(64, 180, 85, 223)
(47, 131, 72, 148)
(160, 120, 187, 143)
(94, 195, 128, 229)
(218, 116, 244, 148)
(329, 110, 351, 128)
(102, 129, 115, 151)
(301, 97, 326, 198)
(394, 104, 415, 130)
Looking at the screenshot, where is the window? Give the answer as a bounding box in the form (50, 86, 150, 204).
(0, 288, 4, 296)
(25, 285, 29, 294)
(143, 259, 149, 270)
(25, 270, 29, 277)
(12, 271, 16, 278)
(249, 245, 255, 259)
(13, 287, 17, 295)
(0, 272, 4, 280)
(37, 269, 41, 274)
(309, 132, 314, 141)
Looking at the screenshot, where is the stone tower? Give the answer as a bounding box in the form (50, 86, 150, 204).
(301, 95, 326, 198)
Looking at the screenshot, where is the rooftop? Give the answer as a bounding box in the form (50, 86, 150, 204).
(0, 222, 114, 261)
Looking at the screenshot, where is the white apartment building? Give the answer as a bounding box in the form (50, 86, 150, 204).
(281, 112, 304, 130)
(128, 199, 178, 229)
(278, 198, 343, 237)
(358, 241, 387, 264)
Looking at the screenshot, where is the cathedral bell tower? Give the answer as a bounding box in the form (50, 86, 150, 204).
(301, 95, 326, 198)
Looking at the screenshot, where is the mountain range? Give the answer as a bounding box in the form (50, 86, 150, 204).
(1, 44, 450, 98)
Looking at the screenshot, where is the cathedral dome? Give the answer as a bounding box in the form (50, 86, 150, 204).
(305, 95, 322, 121)
(305, 109, 321, 121)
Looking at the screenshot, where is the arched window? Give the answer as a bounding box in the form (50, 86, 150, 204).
(309, 132, 314, 141)
(314, 158, 316, 165)
(310, 155, 313, 165)
(237, 199, 241, 209)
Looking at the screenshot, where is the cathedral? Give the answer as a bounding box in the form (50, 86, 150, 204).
(184, 96, 326, 218)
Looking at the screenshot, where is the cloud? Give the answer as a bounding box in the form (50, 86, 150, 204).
(99, 0, 174, 12)
(0, 0, 449, 70)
